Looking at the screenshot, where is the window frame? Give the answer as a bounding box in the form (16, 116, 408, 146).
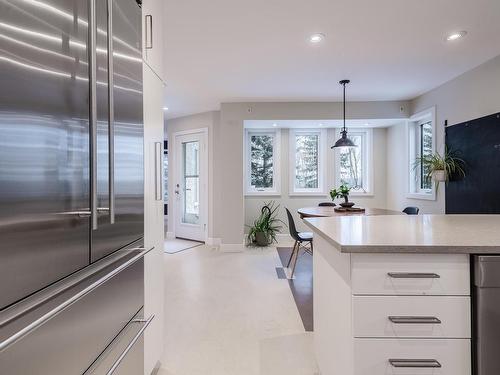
(289, 129, 327, 196)
(333, 128, 373, 196)
(407, 107, 437, 200)
(244, 129, 281, 196)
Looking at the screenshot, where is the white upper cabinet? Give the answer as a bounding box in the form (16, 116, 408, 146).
(142, 0, 164, 80)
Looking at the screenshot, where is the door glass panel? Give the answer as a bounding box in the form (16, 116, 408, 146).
(182, 141, 199, 225)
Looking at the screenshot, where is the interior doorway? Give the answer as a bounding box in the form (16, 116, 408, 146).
(172, 129, 208, 242)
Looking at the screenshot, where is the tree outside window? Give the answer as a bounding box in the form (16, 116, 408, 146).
(295, 134, 319, 189)
(250, 134, 274, 189)
(338, 134, 363, 191)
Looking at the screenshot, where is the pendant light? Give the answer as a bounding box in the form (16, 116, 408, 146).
(331, 79, 357, 148)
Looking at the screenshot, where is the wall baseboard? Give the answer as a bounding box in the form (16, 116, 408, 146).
(206, 237, 221, 246)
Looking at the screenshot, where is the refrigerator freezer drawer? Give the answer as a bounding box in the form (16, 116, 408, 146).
(0, 257, 144, 375)
(85, 310, 152, 375)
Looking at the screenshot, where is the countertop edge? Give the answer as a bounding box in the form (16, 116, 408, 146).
(303, 217, 500, 254)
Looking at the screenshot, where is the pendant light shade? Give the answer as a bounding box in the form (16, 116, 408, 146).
(331, 79, 357, 149)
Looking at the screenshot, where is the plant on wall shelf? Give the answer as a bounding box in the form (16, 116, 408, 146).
(414, 147, 466, 189)
(246, 201, 284, 247)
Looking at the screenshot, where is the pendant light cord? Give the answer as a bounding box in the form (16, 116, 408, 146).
(343, 82, 346, 132)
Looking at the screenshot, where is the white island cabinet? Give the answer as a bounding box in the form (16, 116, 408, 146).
(305, 214, 500, 375)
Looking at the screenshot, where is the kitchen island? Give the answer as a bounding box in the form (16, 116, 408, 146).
(304, 214, 500, 375)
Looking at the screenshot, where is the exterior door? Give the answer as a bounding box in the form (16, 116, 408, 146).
(174, 131, 207, 242)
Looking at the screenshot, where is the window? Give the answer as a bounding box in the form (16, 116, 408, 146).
(334, 129, 372, 194)
(407, 107, 436, 199)
(245, 130, 281, 194)
(289, 129, 326, 195)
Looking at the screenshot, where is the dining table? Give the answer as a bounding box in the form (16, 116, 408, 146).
(297, 206, 403, 219)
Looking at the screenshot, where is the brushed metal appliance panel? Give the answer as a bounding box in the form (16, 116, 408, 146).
(0, 0, 90, 309)
(91, 0, 143, 262)
(0, 259, 144, 374)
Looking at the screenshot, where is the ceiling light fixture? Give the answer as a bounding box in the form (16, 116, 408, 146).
(163, 107, 169, 111)
(309, 33, 325, 44)
(272, 123, 278, 127)
(319, 123, 323, 127)
(332, 80, 357, 149)
(446, 31, 467, 41)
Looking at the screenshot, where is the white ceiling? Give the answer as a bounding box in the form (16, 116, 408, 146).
(163, 0, 500, 119)
(244, 119, 404, 129)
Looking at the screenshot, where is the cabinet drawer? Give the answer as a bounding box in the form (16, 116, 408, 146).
(0, 257, 144, 375)
(351, 254, 470, 295)
(353, 296, 471, 338)
(354, 339, 471, 375)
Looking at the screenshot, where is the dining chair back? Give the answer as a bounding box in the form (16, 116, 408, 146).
(285, 208, 301, 242)
(318, 202, 336, 207)
(403, 206, 420, 215)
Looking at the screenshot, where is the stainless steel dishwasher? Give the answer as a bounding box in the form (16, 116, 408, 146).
(473, 255, 500, 375)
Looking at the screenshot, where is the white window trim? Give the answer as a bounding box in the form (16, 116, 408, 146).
(244, 129, 281, 196)
(333, 128, 373, 196)
(406, 107, 437, 201)
(289, 129, 327, 196)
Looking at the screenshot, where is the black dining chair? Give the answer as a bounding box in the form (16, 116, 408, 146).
(403, 206, 420, 215)
(318, 202, 336, 207)
(285, 208, 313, 278)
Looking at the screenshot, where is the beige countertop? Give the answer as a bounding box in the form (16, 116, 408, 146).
(304, 214, 500, 254)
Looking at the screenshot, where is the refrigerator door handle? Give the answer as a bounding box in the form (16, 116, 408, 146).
(155, 142, 163, 201)
(107, 0, 115, 224)
(145, 15, 153, 49)
(89, 0, 98, 230)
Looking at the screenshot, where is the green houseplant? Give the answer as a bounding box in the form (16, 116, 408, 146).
(247, 201, 284, 246)
(329, 184, 353, 207)
(414, 147, 466, 188)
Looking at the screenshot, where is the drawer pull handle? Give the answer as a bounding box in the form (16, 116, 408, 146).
(389, 359, 442, 368)
(388, 316, 441, 324)
(106, 315, 155, 375)
(387, 272, 440, 279)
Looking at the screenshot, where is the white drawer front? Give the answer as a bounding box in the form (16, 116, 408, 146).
(353, 296, 471, 338)
(351, 254, 470, 296)
(354, 339, 471, 375)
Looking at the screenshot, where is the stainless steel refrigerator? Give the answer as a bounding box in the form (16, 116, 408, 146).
(0, 0, 150, 373)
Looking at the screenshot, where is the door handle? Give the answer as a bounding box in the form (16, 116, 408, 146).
(155, 142, 163, 201)
(89, 0, 98, 230)
(145, 15, 153, 49)
(56, 211, 92, 218)
(107, 0, 115, 225)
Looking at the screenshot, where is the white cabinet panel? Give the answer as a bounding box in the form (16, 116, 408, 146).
(143, 64, 165, 375)
(142, 0, 164, 80)
(354, 339, 471, 375)
(353, 296, 471, 338)
(351, 253, 470, 296)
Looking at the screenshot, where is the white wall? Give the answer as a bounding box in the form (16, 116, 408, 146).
(244, 127, 388, 233)
(386, 54, 500, 213)
(166, 111, 219, 240)
(215, 101, 409, 245)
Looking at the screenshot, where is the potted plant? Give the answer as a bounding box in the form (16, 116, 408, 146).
(330, 184, 354, 208)
(247, 201, 284, 247)
(414, 147, 466, 188)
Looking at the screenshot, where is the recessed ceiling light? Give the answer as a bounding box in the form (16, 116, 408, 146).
(446, 31, 467, 41)
(319, 123, 323, 127)
(365, 123, 370, 126)
(272, 123, 278, 127)
(309, 33, 325, 44)
(163, 107, 169, 111)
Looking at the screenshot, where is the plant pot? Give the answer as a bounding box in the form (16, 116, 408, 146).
(255, 231, 269, 247)
(432, 170, 446, 182)
(339, 202, 355, 208)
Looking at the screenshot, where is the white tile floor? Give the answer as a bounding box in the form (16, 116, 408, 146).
(158, 245, 319, 375)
